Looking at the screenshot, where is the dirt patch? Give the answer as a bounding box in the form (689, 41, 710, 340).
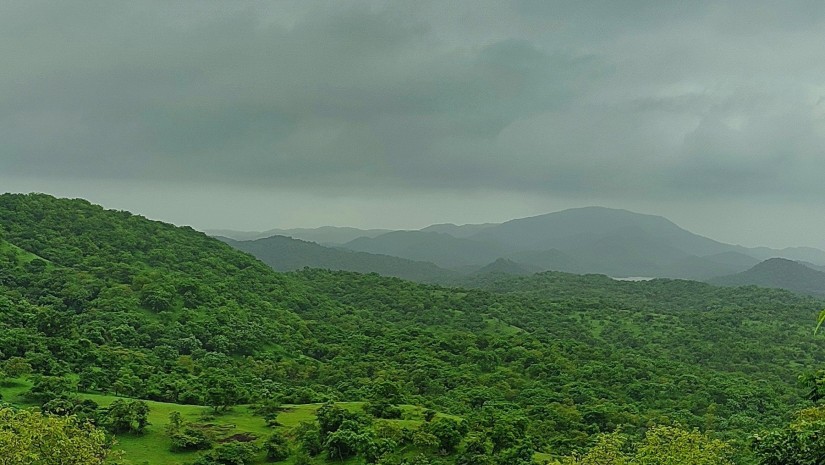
(219, 432, 258, 443)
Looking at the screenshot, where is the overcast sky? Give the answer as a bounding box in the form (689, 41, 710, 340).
(2, 1, 825, 248)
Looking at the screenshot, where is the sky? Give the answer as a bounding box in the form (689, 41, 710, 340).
(2, 1, 825, 249)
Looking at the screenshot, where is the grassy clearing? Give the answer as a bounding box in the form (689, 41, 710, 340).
(0, 239, 50, 264)
(0, 379, 434, 465)
(0, 377, 32, 404)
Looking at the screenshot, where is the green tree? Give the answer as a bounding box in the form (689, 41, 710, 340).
(560, 431, 628, 465)
(325, 419, 365, 460)
(456, 433, 494, 465)
(561, 426, 732, 465)
(423, 417, 466, 454)
(166, 411, 213, 452)
(103, 399, 149, 434)
(753, 406, 825, 465)
(293, 421, 323, 456)
(201, 369, 244, 412)
(0, 407, 111, 465)
(634, 425, 733, 465)
(265, 431, 291, 462)
(139, 281, 176, 312)
(25, 375, 76, 404)
(3, 356, 32, 378)
(317, 401, 350, 439)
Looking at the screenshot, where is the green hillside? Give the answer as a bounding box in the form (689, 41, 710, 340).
(1, 194, 824, 464)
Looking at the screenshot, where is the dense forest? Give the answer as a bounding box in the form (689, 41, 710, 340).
(1, 193, 824, 464)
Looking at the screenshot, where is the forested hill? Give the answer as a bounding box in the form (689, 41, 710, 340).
(219, 234, 458, 283)
(0, 193, 310, 356)
(1, 193, 825, 464)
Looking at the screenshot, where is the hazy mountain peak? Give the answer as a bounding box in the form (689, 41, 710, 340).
(709, 257, 825, 296)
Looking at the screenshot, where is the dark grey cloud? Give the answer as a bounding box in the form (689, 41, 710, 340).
(2, 1, 825, 247)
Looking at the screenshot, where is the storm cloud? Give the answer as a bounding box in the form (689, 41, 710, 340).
(2, 1, 825, 247)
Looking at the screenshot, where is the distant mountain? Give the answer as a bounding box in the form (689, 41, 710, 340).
(207, 226, 391, 244)
(342, 207, 772, 278)
(470, 207, 737, 256)
(222, 206, 825, 280)
(747, 246, 825, 265)
(220, 234, 457, 283)
(709, 258, 825, 296)
(343, 231, 508, 268)
(472, 258, 542, 277)
(660, 251, 762, 281)
(420, 222, 498, 238)
(507, 249, 584, 274)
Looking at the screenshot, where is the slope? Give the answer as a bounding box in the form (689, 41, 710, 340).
(343, 230, 507, 268)
(219, 234, 458, 283)
(469, 207, 735, 256)
(709, 258, 825, 296)
(208, 226, 392, 244)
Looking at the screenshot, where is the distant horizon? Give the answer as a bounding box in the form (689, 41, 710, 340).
(201, 205, 824, 253)
(4, 186, 822, 251)
(3, 2, 825, 250)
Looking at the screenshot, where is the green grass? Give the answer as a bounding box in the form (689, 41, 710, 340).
(0, 377, 32, 404)
(0, 238, 50, 265)
(1, 380, 550, 464)
(0, 380, 436, 465)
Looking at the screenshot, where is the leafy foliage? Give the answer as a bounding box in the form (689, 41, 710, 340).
(559, 425, 733, 465)
(264, 431, 290, 461)
(166, 411, 213, 452)
(0, 406, 111, 465)
(752, 406, 825, 465)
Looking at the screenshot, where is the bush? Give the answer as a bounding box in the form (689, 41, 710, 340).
(265, 432, 290, 461)
(166, 411, 213, 452)
(364, 401, 402, 419)
(293, 421, 323, 456)
(193, 442, 259, 465)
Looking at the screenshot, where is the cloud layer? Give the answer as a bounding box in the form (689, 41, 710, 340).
(2, 1, 825, 245)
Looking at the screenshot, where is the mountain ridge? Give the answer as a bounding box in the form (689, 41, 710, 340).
(209, 206, 825, 281)
(219, 234, 458, 283)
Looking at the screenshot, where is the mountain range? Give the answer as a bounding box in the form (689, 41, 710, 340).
(216, 207, 825, 285)
(206, 226, 391, 244)
(218, 234, 458, 283)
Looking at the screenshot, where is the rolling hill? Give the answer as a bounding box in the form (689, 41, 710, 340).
(207, 226, 392, 244)
(343, 230, 508, 268)
(219, 234, 458, 283)
(709, 257, 825, 296)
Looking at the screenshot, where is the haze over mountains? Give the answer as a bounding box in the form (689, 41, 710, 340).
(218, 235, 458, 283)
(710, 258, 825, 297)
(207, 226, 392, 244)
(215, 206, 825, 287)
